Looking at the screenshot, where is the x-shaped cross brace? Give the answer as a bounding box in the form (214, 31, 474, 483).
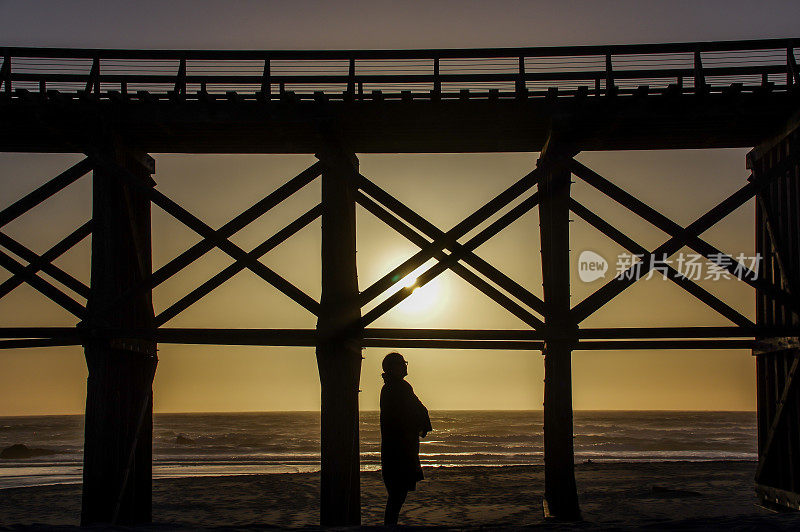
(0, 159, 93, 319)
(571, 158, 796, 322)
(569, 199, 754, 327)
(88, 155, 322, 319)
(354, 163, 556, 329)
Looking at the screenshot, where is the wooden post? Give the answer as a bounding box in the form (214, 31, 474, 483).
(81, 144, 157, 525)
(749, 125, 800, 508)
(538, 153, 581, 520)
(315, 147, 362, 526)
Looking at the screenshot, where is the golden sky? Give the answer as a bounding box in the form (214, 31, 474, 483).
(1, 0, 797, 414)
(0, 150, 757, 414)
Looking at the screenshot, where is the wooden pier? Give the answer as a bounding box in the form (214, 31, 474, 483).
(1, 38, 799, 524)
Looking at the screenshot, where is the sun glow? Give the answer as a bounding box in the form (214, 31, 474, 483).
(369, 251, 451, 324)
(395, 272, 443, 317)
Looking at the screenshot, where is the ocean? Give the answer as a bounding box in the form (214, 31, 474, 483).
(0, 410, 756, 489)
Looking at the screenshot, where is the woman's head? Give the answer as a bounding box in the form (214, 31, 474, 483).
(382, 352, 408, 378)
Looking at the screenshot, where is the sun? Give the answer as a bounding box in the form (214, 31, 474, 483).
(373, 252, 450, 323)
(395, 272, 442, 316)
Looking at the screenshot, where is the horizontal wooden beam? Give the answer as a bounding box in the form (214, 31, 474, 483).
(3, 38, 798, 60)
(578, 326, 798, 339)
(153, 328, 317, 346)
(1, 325, 793, 342)
(363, 338, 545, 350)
(2, 92, 792, 154)
(0, 336, 757, 350)
(0, 338, 81, 349)
(755, 483, 800, 511)
(0, 329, 782, 350)
(0, 328, 320, 348)
(574, 339, 754, 350)
(753, 337, 800, 354)
(0, 327, 82, 338)
(364, 328, 543, 340)
(365, 326, 799, 340)
(6, 64, 793, 88)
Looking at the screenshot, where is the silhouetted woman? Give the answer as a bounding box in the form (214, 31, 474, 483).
(380, 351, 432, 526)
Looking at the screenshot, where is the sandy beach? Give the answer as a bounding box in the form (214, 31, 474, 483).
(2, 461, 800, 530)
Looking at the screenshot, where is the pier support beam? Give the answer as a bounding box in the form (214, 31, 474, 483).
(315, 147, 362, 526)
(81, 145, 157, 525)
(538, 152, 581, 520)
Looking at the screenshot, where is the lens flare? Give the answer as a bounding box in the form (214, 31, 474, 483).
(396, 273, 441, 316)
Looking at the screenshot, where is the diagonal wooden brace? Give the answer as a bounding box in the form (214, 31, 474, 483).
(569, 199, 754, 328)
(756, 194, 798, 299)
(0, 158, 93, 228)
(356, 174, 546, 315)
(358, 164, 545, 307)
(356, 192, 544, 329)
(155, 205, 322, 326)
(89, 154, 321, 316)
(572, 170, 789, 322)
(570, 159, 798, 316)
(756, 352, 800, 480)
(360, 189, 544, 327)
(0, 248, 85, 318)
(149, 162, 322, 289)
(0, 222, 92, 299)
(91, 162, 322, 318)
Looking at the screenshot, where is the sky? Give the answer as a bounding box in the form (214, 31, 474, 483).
(1, 0, 799, 415)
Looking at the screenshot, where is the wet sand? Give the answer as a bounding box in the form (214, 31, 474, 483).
(2, 461, 800, 530)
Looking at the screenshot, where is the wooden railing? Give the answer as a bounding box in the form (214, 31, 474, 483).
(1, 38, 799, 100)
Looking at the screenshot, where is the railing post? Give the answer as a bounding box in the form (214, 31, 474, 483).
(174, 58, 187, 97)
(85, 56, 100, 96)
(517, 56, 526, 96)
(261, 57, 271, 100)
(433, 55, 442, 97)
(347, 57, 356, 96)
(315, 144, 362, 526)
(605, 53, 615, 96)
(81, 142, 157, 526)
(694, 50, 706, 94)
(0, 52, 10, 96)
(787, 47, 799, 87)
(538, 144, 581, 521)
